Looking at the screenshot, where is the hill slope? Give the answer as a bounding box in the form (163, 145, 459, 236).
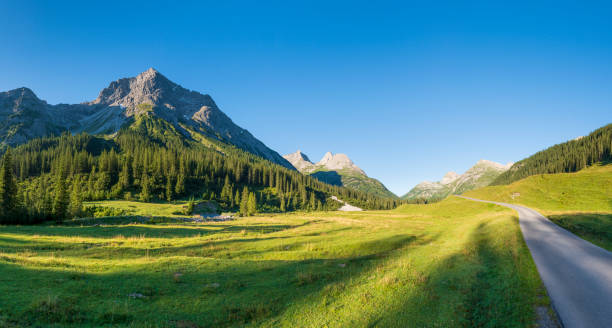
(465, 163, 612, 213)
(402, 160, 512, 201)
(283, 150, 397, 198)
(493, 123, 612, 185)
(465, 163, 612, 250)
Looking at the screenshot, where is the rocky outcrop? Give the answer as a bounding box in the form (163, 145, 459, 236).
(283, 150, 315, 171)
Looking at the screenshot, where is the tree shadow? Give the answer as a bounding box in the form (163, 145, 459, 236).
(0, 232, 424, 327)
(362, 218, 549, 327)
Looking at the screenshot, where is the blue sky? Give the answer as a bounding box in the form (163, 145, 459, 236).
(1, 1, 611, 195)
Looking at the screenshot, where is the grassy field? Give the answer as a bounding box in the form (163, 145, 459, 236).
(464, 163, 612, 251)
(86, 200, 194, 218)
(0, 198, 550, 327)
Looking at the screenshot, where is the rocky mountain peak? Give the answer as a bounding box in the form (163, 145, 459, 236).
(283, 150, 314, 171)
(0, 69, 295, 169)
(90, 68, 183, 111)
(316, 152, 365, 175)
(440, 172, 460, 184)
(0, 87, 47, 113)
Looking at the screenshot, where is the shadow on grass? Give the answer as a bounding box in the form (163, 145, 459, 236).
(364, 217, 545, 327)
(548, 213, 612, 251)
(0, 220, 320, 239)
(0, 232, 423, 327)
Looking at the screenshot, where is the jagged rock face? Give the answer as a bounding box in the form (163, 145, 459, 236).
(0, 88, 92, 145)
(402, 159, 513, 200)
(283, 150, 397, 198)
(316, 152, 366, 175)
(283, 150, 315, 171)
(0, 68, 293, 169)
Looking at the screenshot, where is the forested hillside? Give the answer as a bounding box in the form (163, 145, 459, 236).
(493, 123, 612, 185)
(0, 113, 403, 224)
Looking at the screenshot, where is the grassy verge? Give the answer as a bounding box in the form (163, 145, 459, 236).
(0, 198, 547, 327)
(547, 213, 612, 251)
(464, 163, 612, 250)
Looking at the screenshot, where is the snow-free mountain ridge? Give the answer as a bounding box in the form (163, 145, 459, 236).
(0, 68, 293, 169)
(402, 159, 513, 201)
(283, 150, 396, 198)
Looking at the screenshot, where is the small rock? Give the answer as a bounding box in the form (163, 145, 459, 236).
(128, 293, 145, 299)
(338, 263, 346, 268)
(205, 282, 220, 288)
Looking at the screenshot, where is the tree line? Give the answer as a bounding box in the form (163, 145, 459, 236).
(0, 114, 405, 224)
(493, 123, 612, 185)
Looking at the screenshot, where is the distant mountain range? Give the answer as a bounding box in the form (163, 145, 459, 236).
(0, 68, 293, 169)
(402, 160, 513, 201)
(283, 150, 397, 198)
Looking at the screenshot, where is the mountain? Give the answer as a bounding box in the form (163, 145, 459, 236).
(0, 68, 293, 169)
(282, 150, 315, 171)
(493, 123, 612, 185)
(283, 150, 397, 198)
(402, 160, 512, 201)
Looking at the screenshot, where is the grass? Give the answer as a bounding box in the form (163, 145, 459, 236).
(86, 200, 193, 217)
(464, 163, 612, 251)
(0, 198, 548, 327)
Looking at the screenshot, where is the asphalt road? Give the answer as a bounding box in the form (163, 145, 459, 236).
(459, 196, 612, 328)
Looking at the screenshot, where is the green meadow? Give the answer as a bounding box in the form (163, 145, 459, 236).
(464, 163, 612, 251)
(0, 197, 549, 327)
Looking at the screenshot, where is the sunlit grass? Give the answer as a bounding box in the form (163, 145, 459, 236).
(0, 198, 546, 327)
(464, 163, 612, 250)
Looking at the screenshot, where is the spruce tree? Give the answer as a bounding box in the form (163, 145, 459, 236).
(52, 165, 69, 222)
(239, 186, 249, 216)
(69, 180, 83, 218)
(140, 174, 152, 202)
(247, 192, 257, 215)
(0, 149, 20, 222)
(165, 175, 174, 201)
(175, 172, 185, 196)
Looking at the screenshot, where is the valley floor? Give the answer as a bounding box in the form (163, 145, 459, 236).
(0, 198, 550, 327)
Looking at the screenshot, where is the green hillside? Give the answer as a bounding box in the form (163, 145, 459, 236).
(0, 112, 402, 225)
(465, 163, 612, 250)
(493, 123, 612, 185)
(311, 168, 398, 199)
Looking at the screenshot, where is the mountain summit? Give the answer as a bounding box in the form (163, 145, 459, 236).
(283, 150, 396, 198)
(0, 68, 292, 168)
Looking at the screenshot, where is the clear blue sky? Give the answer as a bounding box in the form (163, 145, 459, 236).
(1, 1, 611, 195)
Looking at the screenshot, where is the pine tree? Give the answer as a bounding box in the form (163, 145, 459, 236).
(240, 186, 249, 216)
(140, 173, 152, 202)
(52, 165, 69, 222)
(69, 180, 83, 218)
(119, 160, 131, 189)
(234, 189, 241, 208)
(247, 192, 257, 216)
(165, 175, 174, 201)
(0, 149, 20, 222)
(279, 193, 286, 212)
(175, 172, 185, 196)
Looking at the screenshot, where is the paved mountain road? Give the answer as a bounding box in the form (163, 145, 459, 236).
(459, 196, 612, 328)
